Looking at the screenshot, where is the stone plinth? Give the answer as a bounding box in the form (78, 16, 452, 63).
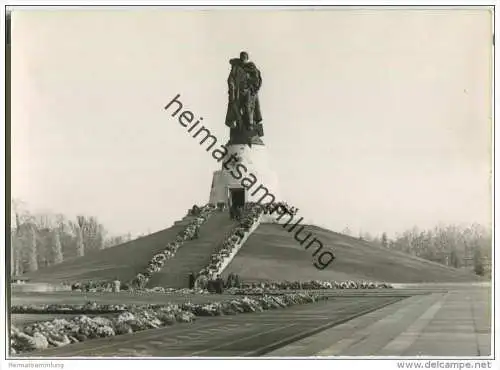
(209, 143, 280, 207)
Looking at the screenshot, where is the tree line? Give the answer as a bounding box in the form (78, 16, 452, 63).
(10, 200, 134, 276)
(11, 198, 491, 278)
(343, 224, 491, 277)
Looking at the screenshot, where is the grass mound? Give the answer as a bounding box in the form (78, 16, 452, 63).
(224, 224, 482, 283)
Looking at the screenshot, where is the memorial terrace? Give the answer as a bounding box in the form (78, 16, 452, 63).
(164, 93, 335, 270)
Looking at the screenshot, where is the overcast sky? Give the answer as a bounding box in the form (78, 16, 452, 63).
(11, 7, 492, 237)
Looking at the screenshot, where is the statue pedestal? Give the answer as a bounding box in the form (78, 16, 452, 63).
(209, 143, 281, 217)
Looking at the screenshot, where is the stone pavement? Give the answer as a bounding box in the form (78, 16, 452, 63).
(25, 296, 403, 357)
(267, 285, 491, 357)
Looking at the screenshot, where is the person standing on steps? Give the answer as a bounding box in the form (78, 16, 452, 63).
(215, 274, 224, 294)
(188, 272, 195, 289)
(196, 273, 208, 290)
(112, 278, 121, 293)
(230, 203, 236, 220)
(236, 205, 243, 221)
(226, 273, 234, 288)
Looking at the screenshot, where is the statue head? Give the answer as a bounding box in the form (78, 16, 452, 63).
(240, 51, 249, 63)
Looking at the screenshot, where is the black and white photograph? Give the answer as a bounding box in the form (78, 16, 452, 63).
(2, 3, 495, 369)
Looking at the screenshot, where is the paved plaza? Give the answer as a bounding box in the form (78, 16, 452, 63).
(269, 284, 491, 357)
(18, 284, 491, 357)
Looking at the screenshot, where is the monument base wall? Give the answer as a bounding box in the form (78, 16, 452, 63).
(208, 143, 281, 211)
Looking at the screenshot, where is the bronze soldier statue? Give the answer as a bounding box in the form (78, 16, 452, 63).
(225, 51, 264, 146)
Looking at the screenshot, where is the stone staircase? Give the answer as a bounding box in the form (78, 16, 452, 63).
(146, 211, 238, 288)
(213, 212, 263, 276)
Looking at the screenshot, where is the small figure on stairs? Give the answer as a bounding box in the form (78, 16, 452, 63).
(215, 274, 224, 294)
(112, 277, 121, 293)
(236, 206, 243, 221)
(188, 272, 196, 289)
(226, 272, 234, 288)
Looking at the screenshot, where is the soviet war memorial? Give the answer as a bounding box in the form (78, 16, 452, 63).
(6, 6, 493, 366)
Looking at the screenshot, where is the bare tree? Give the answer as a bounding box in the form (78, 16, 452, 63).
(76, 216, 85, 257)
(10, 199, 140, 270)
(104, 235, 127, 248)
(473, 248, 484, 276)
(52, 230, 64, 264)
(381, 232, 388, 248)
(10, 231, 21, 276)
(389, 223, 491, 269)
(26, 224, 38, 272)
(11, 201, 23, 276)
(33, 212, 54, 230)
